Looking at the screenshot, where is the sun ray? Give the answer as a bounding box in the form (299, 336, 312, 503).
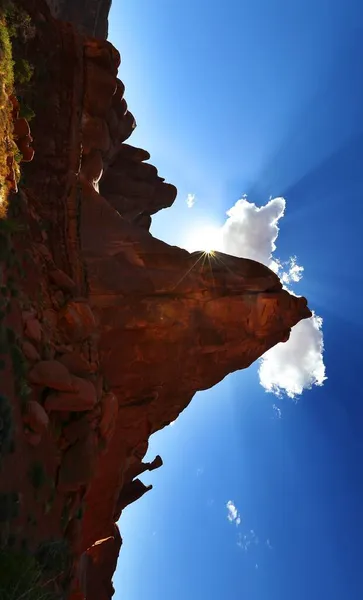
(171, 251, 207, 290)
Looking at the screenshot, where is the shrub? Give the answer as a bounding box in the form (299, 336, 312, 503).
(3, 2, 36, 42)
(0, 548, 60, 600)
(29, 461, 47, 490)
(0, 393, 14, 458)
(13, 58, 33, 85)
(19, 102, 35, 122)
(35, 539, 71, 578)
(0, 491, 19, 522)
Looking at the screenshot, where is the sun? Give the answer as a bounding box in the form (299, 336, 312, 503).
(184, 225, 222, 254)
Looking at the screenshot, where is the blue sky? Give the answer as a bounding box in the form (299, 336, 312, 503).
(108, 1, 363, 598)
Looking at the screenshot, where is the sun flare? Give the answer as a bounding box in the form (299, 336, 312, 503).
(184, 225, 222, 254)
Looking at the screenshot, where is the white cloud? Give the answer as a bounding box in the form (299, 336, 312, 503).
(220, 196, 286, 272)
(266, 539, 273, 550)
(237, 529, 259, 551)
(218, 195, 326, 399)
(272, 404, 282, 419)
(259, 312, 326, 398)
(226, 500, 241, 526)
(186, 193, 196, 208)
(279, 256, 304, 285)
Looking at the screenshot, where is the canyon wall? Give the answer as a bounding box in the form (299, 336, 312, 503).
(45, 0, 111, 37)
(0, 1, 311, 598)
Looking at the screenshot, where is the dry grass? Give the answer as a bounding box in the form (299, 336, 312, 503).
(0, 13, 17, 217)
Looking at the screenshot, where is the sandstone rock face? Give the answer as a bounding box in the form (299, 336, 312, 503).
(84, 527, 122, 600)
(45, 0, 112, 38)
(58, 301, 97, 343)
(99, 392, 118, 444)
(58, 432, 98, 492)
(0, 2, 313, 600)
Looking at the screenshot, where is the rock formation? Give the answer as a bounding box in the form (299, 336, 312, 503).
(0, 1, 312, 599)
(45, 0, 112, 37)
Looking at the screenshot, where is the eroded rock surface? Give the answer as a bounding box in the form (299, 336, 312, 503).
(45, 0, 112, 38)
(0, 1, 312, 599)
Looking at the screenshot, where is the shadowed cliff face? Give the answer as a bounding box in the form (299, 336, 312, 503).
(45, 0, 112, 37)
(0, 2, 312, 599)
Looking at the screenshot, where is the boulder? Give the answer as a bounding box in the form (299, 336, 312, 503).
(18, 138, 35, 162)
(14, 117, 30, 138)
(112, 143, 150, 163)
(24, 318, 42, 343)
(58, 352, 93, 377)
(58, 301, 97, 343)
(22, 341, 40, 362)
(44, 376, 97, 412)
(49, 268, 76, 293)
(29, 360, 75, 391)
(24, 400, 49, 433)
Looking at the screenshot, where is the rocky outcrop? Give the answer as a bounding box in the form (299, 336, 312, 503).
(45, 0, 112, 38)
(0, 1, 312, 599)
(5, 96, 34, 194)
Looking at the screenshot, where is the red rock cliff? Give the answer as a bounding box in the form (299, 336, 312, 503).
(0, 1, 312, 599)
(45, 0, 112, 38)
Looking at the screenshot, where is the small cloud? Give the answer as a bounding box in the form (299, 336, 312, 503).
(237, 533, 250, 551)
(186, 193, 196, 208)
(226, 500, 241, 526)
(266, 539, 273, 550)
(272, 404, 282, 419)
(279, 256, 304, 285)
(196, 467, 204, 477)
(237, 529, 259, 551)
(255, 564, 259, 570)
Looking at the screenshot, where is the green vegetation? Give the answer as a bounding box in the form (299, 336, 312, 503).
(2, 2, 35, 42)
(0, 1, 35, 215)
(0, 394, 14, 459)
(13, 57, 33, 85)
(10, 341, 31, 408)
(75, 503, 84, 520)
(0, 8, 15, 215)
(36, 539, 71, 579)
(0, 492, 19, 522)
(27, 513, 37, 527)
(0, 548, 61, 600)
(19, 102, 35, 122)
(60, 502, 71, 532)
(29, 461, 47, 491)
(0, 216, 31, 410)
